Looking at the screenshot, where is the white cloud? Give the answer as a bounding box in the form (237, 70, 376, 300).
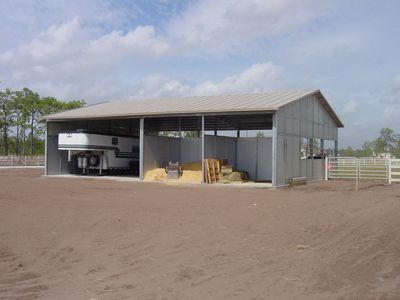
(166, 0, 329, 55)
(0, 17, 169, 100)
(134, 75, 190, 98)
(88, 25, 169, 59)
(191, 62, 283, 95)
(342, 100, 358, 114)
(0, 0, 395, 152)
(132, 61, 283, 99)
(380, 74, 400, 127)
(385, 74, 400, 105)
(0, 0, 351, 101)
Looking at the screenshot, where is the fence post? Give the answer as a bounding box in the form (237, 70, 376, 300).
(38, 155, 40, 166)
(355, 158, 359, 192)
(325, 157, 328, 180)
(388, 158, 392, 184)
(24, 156, 27, 166)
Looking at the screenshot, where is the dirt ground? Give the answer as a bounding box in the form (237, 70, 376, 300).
(1, 169, 400, 300)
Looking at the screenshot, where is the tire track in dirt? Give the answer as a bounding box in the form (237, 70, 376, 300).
(0, 246, 47, 300)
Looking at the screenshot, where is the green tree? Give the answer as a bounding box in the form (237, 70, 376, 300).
(1, 86, 85, 155)
(339, 146, 356, 157)
(392, 137, 400, 158)
(0, 88, 15, 155)
(256, 131, 264, 138)
(18, 88, 41, 155)
(183, 131, 198, 138)
(360, 141, 374, 157)
(373, 128, 397, 158)
(11, 90, 29, 155)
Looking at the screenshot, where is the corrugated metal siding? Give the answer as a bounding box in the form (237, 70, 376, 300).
(275, 94, 339, 186)
(43, 90, 343, 127)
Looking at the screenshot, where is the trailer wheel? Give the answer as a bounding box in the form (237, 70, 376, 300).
(88, 155, 99, 167)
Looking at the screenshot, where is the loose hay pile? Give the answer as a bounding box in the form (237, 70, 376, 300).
(144, 159, 248, 184)
(144, 161, 202, 183)
(144, 168, 167, 181)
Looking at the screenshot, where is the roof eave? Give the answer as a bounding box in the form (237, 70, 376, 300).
(44, 108, 280, 122)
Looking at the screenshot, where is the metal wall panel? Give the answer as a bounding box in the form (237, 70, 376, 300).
(276, 134, 286, 185)
(284, 137, 292, 181)
(300, 159, 307, 178)
(275, 94, 340, 186)
(47, 122, 62, 175)
(256, 137, 273, 180)
(237, 137, 272, 181)
(292, 136, 300, 178)
(285, 117, 293, 135)
(237, 138, 258, 179)
(180, 138, 201, 163)
(293, 119, 300, 135)
(46, 136, 60, 175)
(143, 136, 180, 174)
(313, 160, 325, 180)
(205, 136, 237, 168)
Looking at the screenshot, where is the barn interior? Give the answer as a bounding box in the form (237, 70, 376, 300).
(46, 119, 141, 177)
(142, 114, 273, 183)
(46, 113, 274, 183)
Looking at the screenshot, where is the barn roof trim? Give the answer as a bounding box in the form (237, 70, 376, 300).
(43, 90, 344, 127)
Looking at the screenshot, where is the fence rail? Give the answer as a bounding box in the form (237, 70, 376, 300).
(327, 157, 399, 183)
(0, 156, 45, 167)
(391, 159, 400, 182)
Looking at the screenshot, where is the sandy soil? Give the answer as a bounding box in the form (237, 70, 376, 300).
(1, 169, 400, 300)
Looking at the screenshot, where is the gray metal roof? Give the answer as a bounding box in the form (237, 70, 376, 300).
(44, 90, 343, 127)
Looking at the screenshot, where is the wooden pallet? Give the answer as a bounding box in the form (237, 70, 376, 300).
(204, 159, 221, 183)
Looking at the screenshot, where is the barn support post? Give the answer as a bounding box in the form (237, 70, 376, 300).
(325, 156, 328, 180)
(272, 113, 277, 187)
(139, 117, 144, 180)
(201, 115, 205, 183)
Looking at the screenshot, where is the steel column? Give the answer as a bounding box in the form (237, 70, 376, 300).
(272, 113, 277, 187)
(201, 115, 205, 183)
(139, 117, 144, 180)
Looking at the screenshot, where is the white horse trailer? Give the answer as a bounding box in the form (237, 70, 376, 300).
(58, 133, 139, 175)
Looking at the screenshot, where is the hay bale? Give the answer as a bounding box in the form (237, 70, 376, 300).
(226, 171, 249, 182)
(221, 165, 233, 175)
(181, 161, 202, 171)
(227, 172, 244, 182)
(180, 170, 202, 182)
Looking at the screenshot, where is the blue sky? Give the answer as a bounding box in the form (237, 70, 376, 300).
(0, 0, 399, 148)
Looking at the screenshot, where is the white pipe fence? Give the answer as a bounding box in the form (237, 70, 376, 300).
(0, 156, 45, 167)
(326, 157, 400, 183)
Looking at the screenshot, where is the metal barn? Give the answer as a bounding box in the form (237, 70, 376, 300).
(43, 90, 343, 187)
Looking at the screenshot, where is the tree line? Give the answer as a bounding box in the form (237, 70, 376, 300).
(0, 87, 84, 156)
(339, 128, 400, 158)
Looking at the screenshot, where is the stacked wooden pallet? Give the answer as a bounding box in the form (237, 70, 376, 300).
(204, 159, 221, 183)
